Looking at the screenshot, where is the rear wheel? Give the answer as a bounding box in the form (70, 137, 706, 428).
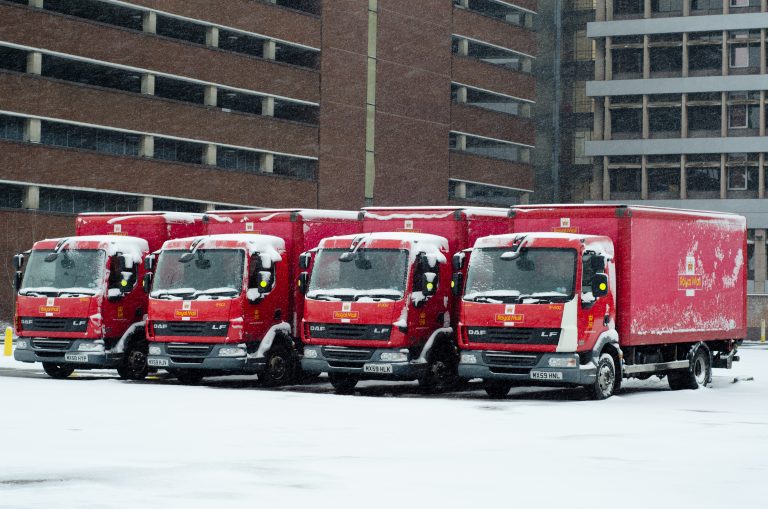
(176, 370, 204, 385)
(418, 341, 460, 393)
(484, 381, 513, 399)
(261, 345, 297, 387)
(668, 345, 710, 391)
(328, 373, 358, 394)
(42, 363, 75, 379)
(586, 353, 616, 400)
(117, 340, 148, 380)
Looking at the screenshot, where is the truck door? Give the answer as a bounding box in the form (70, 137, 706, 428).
(578, 247, 612, 351)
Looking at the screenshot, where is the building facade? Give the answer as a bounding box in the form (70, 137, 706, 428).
(0, 0, 537, 319)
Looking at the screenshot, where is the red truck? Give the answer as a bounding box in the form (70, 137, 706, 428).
(144, 209, 360, 385)
(12, 212, 205, 379)
(455, 205, 746, 399)
(299, 207, 512, 393)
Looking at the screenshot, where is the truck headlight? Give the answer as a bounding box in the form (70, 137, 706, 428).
(218, 347, 246, 357)
(460, 353, 477, 364)
(548, 356, 578, 368)
(15, 340, 27, 349)
(380, 351, 408, 362)
(78, 343, 104, 352)
(303, 348, 318, 359)
(148, 345, 161, 356)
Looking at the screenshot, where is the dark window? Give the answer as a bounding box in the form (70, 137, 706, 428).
(274, 0, 321, 15)
(273, 100, 319, 124)
(41, 55, 142, 93)
(44, 0, 143, 30)
(154, 77, 205, 103)
(648, 107, 681, 133)
(41, 121, 140, 156)
(610, 109, 642, 133)
(219, 30, 265, 58)
(449, 181, 522, 206)
(153, 198, 203, 213)
(216, 148, 262, 173)
(455, 0, 534, 27)
(687, 167, 720, 191)
(156, 16, 207, 45)
(614, 0, 643, 15)
(688, 106, 721, 132)
(219, 91, 263, 116)
(690, 0, 723, 12)
(651, 0, 682, 12)
(610, 168, 641, 193)
(273, 156, 317, 180)
(0, 184, 23, 209)
(450, 133, 530, 163)
(453, 37, 533, 73)
(153, 138, 204, 164)
(649, 47, 682, 73)
(275, 44, 320, 69)
(452, 84, 530, 117)
(612, 48, 643, 75)
(38, 188, 139, 214)
(648, 168, 680, 195)
(0, 114, 24, 141)
(0, 46, 27, 72)
(689, 44, 722, 72)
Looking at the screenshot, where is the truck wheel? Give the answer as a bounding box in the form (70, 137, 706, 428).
(42, 363, 75, 379)
(668, 346, 711, 391)
(328, 373, 358, 394)
(117, 341, 148, 380)
(587, 353, 616, 400)
(484, 381, 513, 399)
(176, 370, 204, 385)
(261, 345, 297, 387)
(418, 342, 460, 393)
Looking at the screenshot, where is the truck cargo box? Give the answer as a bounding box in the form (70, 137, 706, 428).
(76, 212, 205, 252)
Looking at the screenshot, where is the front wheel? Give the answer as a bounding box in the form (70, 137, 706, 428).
(260, 345, 297, 387)
(484, 381, 513, 399)
(117, 341, 148, 380)
(418, 342, 460, 393)
(42, 363, 75, 379)
(586, 353, 616, 400)
(328, 373, 358, 394)
(176, 370, 204, 385)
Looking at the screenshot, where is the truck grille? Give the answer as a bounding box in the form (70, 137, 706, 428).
(307, 323, 391, 340)
(484, 351, 540, 375)
(152, 321, 228, 337)
(166, 343, 214, 364)
(465, 327, 560, 345)
(31, 339, 73, 351)
(322, 346, 375, 368)
(21, 317, 88, 333)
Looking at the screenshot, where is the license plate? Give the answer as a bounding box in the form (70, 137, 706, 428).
(148, 358, 169, 367)
(531, 370, 563, 381)
(363, 363, 393, 374)
(64, 353, 88, 363)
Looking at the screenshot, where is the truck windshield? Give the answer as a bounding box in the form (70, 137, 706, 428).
(307, 248, 408, 301)
(20, 249, 106, 296)
(464, 248, 577, 304)
(151, 249, 244, 299)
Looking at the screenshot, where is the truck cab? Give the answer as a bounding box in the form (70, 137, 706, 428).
(456, 233, 617, 399)
(13, 235, 150, 379)
(301, 232, 453, 392)
(145, 234, 292, 385)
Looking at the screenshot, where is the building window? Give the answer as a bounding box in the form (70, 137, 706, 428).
(274, 0, 321, 15)
(217, 148, 262, 173)
(453, 0, 534, 28)
(273, 156, 317, 180)
(219, 91, 264, 116)
(571, 0, 596, 9)
(219, 30, 265, 58)
(44, 0, 143, 31)
(574, 30, 595, 61)
(727, 153, 759, 192)
(610, 108, 642, 134)
(687, 167, 720, 193)
(156, 16, 207, 45)
(573, 130, 592, 165)
(452, 37, 534, 73)
(648, 106, 681, 136)
(41, 55, 143, 94)
(448, 180, 524, 206)
(728, 92, 760, 129)
(729, 31, 760, 68)
(648, 167, 680, 197)
(614, 0, 644, 16)
(153, 198, 203, 213)
(651, 0, 683, 13)
(612, 46, 643, 76)
(41, 121, 140, 156)
(609, 167, 641, 196)
(690, 0, 723, 12)
(688, 32, 722, 73)
(450, 132, 531, 163)
(0, 46, 27, 73)
(0, 183, 24, 209)
(273, 100, 320, 124)
(154, 77, 205, 104)
(0, 114, 24, 141)
(451, 84, 532, 117)
(573, 82, 592, 113)
(275, 44, 320, 69)
(38, 188, 139, 214)
(154, 138, 204, 165)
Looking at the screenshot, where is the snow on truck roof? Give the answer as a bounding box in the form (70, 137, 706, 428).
(34, 236, 148, 260)
(323, 232, 449, 253)
(203, 209, 359, 223)
(77, 212, 202, 224)
(162, 234, 285, 261)
(513, 204, 744, 221)
(473, 232, 609, 248)
(363, 206, 510, 220)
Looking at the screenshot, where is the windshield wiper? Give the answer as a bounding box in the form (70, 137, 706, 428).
(190, 289, 239, 299)
(353, 292, 401, 301)
(516, 293, 568, 304)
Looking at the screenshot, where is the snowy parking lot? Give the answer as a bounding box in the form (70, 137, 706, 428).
(1, 343, 767, 509)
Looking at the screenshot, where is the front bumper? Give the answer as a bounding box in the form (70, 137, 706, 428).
(13, 338, 121, 368)
(301, 345, 428, 381)
(458, 350, 597, 386)
(146, 342, 265, 373)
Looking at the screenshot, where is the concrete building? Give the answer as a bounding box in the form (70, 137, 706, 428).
(585, 0, 768, 337)
(0, 0, 537, 319)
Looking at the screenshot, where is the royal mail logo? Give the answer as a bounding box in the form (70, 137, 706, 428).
(113, 224, 122, 233)
(182, 301, 192, 310)
(38, 306, 60, 314)
(334, 311, 359, 320)
(174, 309, 198, 318)
(342, 302, 352, 312)
(553, 217, 578, 233)
(560, 218, 570, 228)
(404, 220, 413, 230)
(678, 274, 703, 290)
(245, 222, 254, 232)
(495, 314, 524, 323)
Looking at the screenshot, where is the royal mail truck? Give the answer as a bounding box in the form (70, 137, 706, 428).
(299, 207, 513, 393)
(454, 205, 746, 399)
(144, 209, 359, 385)
(13, 212, 205, 379)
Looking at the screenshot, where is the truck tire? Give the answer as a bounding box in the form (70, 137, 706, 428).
(586, 353, 616, 400)
(42, 363, 75, 379)
(261, 345, 297, 387)
(117, 340, 148, 380)
(484, 381, 513, 399)
(418, 341, 460, 393)
(328, 373, 358, 394)
(668, 345, 711, 391)
(176, 370, 204, 385)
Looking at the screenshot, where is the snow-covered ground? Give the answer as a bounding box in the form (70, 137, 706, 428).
(1, 344, 767, 509)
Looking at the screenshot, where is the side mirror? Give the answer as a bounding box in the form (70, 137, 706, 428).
(12, 254, 24, 271)
(297, 271, 309, 295)
(591, 255, 606, 272)
(416, 253, 436, 272)
(142, 273, 153, 294)
(452, 252, 465, 271)
(299, 252, 312, 270)
(13, 271, 22, 292)
(144, 254, 155, 272)
(114, 253, 127, 273)
(592, 273, 609, 298)
(451, 272, 463, 296)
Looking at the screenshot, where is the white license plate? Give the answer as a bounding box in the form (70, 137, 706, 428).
(363, 363, 393, 374)
(531, 370, 563, 381)
(148, 358, 169, 367)
(64, 353, 88, 363)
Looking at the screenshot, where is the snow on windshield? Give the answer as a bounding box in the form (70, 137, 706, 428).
(151, 249, 244, 298)
(307, 248, 408, 301)
(464, 248, 576, 303)
(21, 249, 106, 296)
